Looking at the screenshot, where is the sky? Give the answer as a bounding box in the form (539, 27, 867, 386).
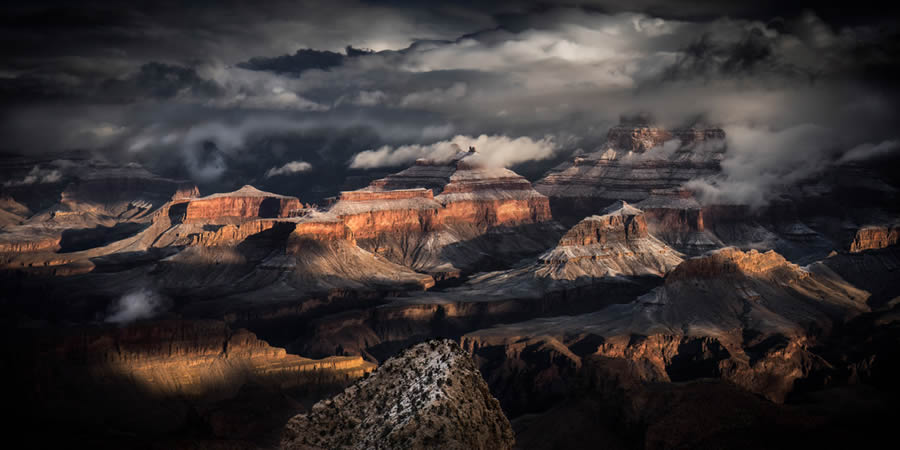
(1, 0, 898, 203)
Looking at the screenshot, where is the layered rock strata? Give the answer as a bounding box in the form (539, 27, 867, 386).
(535, 123, 726, 223)
(14, 319, 375, 439)
(295, 202, 680, 360)
(463, 247, 870, 406)
(326, 149, 556, 275)
(634, 189, 724, 254)
(281, 339, 515, 450)
(176, 184, 303, 224)
(850, 223, 900, 252)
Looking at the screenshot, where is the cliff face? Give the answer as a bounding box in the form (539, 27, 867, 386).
(633, 190, 723, 254)
(537, 201, 683, 279)
(341, 152, 551, 234)
(26, 319, 373, 397)
(850, 224, 900, 252)
(330, 188, 441, 240)
(328, 151, 557, 275)
(281, 339, 515, 450)
(535, 124, 725, 223)
(463, 247, 871, 406)
(179, 185, 303, 224)
(15, 319, 375, 439)
(434, 158, 552, 228)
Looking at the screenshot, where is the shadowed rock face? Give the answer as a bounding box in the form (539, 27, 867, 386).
(281, 339, 515, 450)
(463, 247, 871, 411)
(12, 319, 374, 441)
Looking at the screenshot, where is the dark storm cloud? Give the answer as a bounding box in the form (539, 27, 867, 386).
(0, 2, 898, 204)
(237, 46, 373, 75)
(103, 62, 224, 101)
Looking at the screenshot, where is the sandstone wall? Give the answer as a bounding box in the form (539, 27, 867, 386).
(183, 196, 302, 223)
(850, 224, 900, 252)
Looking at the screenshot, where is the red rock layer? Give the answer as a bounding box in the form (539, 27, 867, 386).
(0, 235, 60, 254)
(850, 224, 900, 252)
(333, 189, 440, 240)
(180, 186, 302, 224)
(437, 198, 551, 229)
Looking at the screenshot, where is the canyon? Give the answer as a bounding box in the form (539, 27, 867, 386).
(2, 121, 899, 449)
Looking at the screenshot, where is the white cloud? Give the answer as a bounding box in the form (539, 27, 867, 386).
(3, 166, 63, 187)
(106, 288, 166, 324)
(686, 124, 835, 206)
(266, 160, 313, 177)
(838, 140, 900, 163)
(349, 134, 557, 168)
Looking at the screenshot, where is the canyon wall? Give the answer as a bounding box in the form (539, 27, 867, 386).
(850, 224, 900, 252)
(180, 185, 303, 224)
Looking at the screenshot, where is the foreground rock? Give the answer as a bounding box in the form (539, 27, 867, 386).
(282, 339, 514, 450)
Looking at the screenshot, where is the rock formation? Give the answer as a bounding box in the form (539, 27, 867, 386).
(328, 149, 557, 276)
(537, 201, 683, 279)
(297, 202, 680, 360)
(535, 123, 726, 223)
(850, 223, 900, 252)
(634, 189, 724, 254)
(281, 339, 515, 450)
(463, 247, 870, 407)
(176, 184, 303, 224)
(14, 319, 374, 439)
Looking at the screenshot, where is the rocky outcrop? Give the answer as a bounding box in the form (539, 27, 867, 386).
(343, 150, 551, 233)
(281, 339, 515, 450)
(635, 189, 724, 254)
(535, 123, 726, 223)
(0, 195, 30, 226)
(850, 224, 900, 252)
(329, 188, 441, 239)
(328, 150, 557, 275)
(52, 163, 199, 227)
(433, 153, 552, 228)
(178, 185, 303, 224)
(536, 201, 683, 279)
(463, 247, 871, 407)
(25, 319, 373, 396)
(0, 231, 60, 254)
(13, 319, 375, 440)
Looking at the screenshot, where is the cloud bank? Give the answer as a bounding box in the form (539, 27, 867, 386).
(0, 4, 897, 203)
(349, 135, 557, 168)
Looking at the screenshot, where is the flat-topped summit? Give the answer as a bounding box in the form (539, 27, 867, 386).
(176, 184, 303, 223)
(186, 184, 296, 200)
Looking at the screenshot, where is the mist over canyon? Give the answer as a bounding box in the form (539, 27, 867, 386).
(2, 1, 899, 449)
